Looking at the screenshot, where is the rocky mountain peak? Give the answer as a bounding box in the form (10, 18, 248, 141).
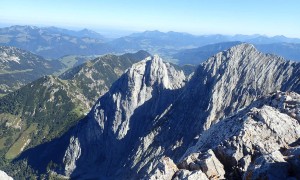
(192, 42, 299, 129)
(61, 56, 186, 177)
(90, 55, 186, 139)
(202, 43, 259, 74)
(228, 42, 256, 52)
(126, 55, 185, 90)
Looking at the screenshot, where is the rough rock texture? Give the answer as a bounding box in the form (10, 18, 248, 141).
(177, 149, 225, 179)
(244, 142, 300, 179)
(0, 170, 13, 180)
(62, 55, 186, 178)
(146, 157, 178, 180)
(122, 43, 300, 178)
(180, 43, 300, 130)
(181, 91, 300, 179)
(173, 169, 209, 180)
(244, 151, 289, 180)
(59, 50, 151, 107)
(283, 145, 300, 179)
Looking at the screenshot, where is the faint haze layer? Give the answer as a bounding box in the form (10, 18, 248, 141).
(0, 0, 299, 38)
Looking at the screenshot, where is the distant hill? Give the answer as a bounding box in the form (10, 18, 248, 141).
(174, 42, 300, 65)
(56, 55, 100, 74)
(0, 46, 64, 95)
(255, 43, 300, 61)
(173, 41, 242, 65)
(247, 35, 300, 44)
(110, 30, 300, 51)
(1, 25, 300, 62)
(44, 26, 107, 40)
(0, 25, 111, 58)
(109, 30, 205, 51)
(108, 30, 300, 61)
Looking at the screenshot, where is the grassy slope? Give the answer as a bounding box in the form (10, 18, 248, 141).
(0, 51, 151, 178)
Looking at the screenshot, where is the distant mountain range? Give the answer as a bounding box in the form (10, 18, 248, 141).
(255, 43, 300, 61)
(109, 30, 300, 54)
(0, 25, 111, 58)
(174, 42, 300, 65)
(43, 26, 107, 40)
(1, 25, 300, 62)
(173, 41, 242, 65)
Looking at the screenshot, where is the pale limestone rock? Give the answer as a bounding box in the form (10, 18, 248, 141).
(173, 169, 209, 180)
(181, 91, 300, 179)
(177, 153, 200, 170)
(0, 170, 13, 180)
(199, 44, 300, 129)
(147, 157, 178, 180)
(63, 137, 81, 176)
(177, 150, 225, 180)
(61, 55, 186, 177)
(198, 149, 225, 180)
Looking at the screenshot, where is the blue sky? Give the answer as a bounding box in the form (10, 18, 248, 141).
(0, 0, 299, 37)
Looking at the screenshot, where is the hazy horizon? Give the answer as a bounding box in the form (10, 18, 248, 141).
(1, 23, 299, 40)
(1, 0, 300, 38)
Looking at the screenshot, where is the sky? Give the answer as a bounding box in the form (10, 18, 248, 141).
(0, 0, 299, 37)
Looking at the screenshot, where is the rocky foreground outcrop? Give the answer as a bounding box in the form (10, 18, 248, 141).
(171, 91, 300, 179)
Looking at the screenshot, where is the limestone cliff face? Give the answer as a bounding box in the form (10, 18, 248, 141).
(52, 44, 300, 179)
(62, 55, 186, 178)
(199, 43, 299, 128)
(124, 44, 300, 178)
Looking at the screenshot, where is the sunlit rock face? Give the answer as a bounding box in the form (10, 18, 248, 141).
(62, 55, 186, 178)
(54, 44, 300, 179)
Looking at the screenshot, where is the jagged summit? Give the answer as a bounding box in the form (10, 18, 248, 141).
(125, 54, 185, 90)
(61, 55, 186, 177)
(228, 42, 256, 51)
(203, 43, 265, 67)
(192, 42, 300, 128)
(202, 43, 291, 70)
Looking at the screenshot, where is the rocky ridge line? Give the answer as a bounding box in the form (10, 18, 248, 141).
(62, 55, 186, 178)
